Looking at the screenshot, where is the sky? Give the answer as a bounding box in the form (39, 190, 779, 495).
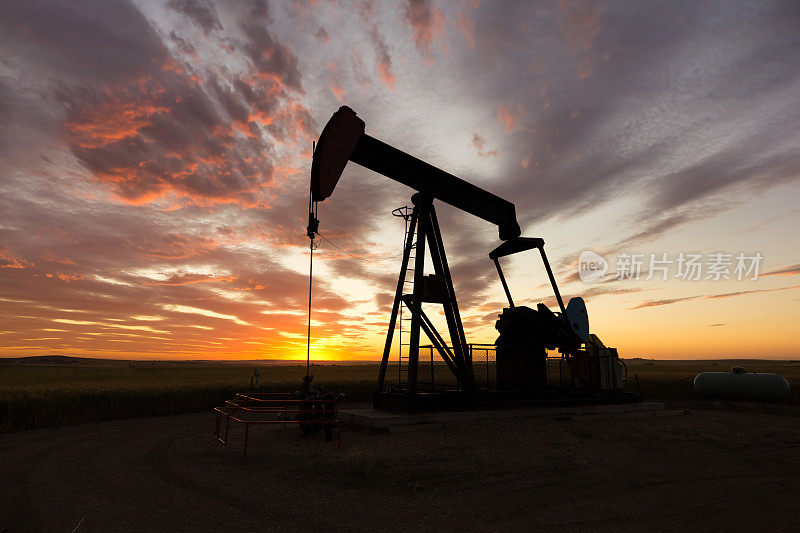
(0, 0, 798, 361)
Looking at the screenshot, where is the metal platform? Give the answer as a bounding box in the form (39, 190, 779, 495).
(341, 401, 669, 431)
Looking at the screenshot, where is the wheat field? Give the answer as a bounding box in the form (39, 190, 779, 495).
(1, 358, 797, 432)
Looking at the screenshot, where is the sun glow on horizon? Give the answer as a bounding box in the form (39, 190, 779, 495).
(0, 1, 799, 362)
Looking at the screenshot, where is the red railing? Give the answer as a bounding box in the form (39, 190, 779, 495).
(214, 392, 341, 456)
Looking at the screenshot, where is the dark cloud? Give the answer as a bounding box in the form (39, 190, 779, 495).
(356, 2, 397, 90)
(168, 0, 223, 35)
(0, 0, 345, 358)
(540, 285, 647, 310)
(649, 149, 800, 214)
(631, 285, 800, 309)
(367, 25, 397, 89)
(761, 264, 800, 277)
(469, 1, 800, 242)
(3, 0, 313, 208)
(374, 292, 396, 313)
(602, 203, 731, 257)
(630, 296, 702, 309)
(239, 20, 303, 91)
(63, 76, 275, 206)
(705, 285, 800, 300)
(248, 0, 271, 22)
(403, 0, 445, 60)
(471, 133, 498, 158)
(314, 26, 330, 44)
(169, 31, 197, 56)
(1, 1, 163, 81)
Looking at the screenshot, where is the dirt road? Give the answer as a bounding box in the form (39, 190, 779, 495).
(1, 408, 799, 531)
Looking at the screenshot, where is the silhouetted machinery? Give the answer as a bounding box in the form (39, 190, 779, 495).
(310, 107, 630, 411)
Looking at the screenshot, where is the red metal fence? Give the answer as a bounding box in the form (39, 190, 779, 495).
(214, 392, 341, 456)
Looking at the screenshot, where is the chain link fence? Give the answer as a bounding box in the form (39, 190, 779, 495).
(409, 344, 573, 391)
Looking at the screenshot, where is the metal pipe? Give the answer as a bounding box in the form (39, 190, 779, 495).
(426, 204, 473, 390)
(538, 246, 566, 315)
(493, 257, 514, 308)
(401, 295, 460, 378)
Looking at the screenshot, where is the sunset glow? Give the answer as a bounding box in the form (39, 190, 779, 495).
(1, 1, 798, 361)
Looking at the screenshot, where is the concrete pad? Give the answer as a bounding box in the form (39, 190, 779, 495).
(340, 402, 669, 430)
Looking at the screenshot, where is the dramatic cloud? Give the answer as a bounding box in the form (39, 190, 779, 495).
(631, 285, 800, 309)
(358, 2, 397, 90)
(314, 26, 330, 44)
(456, 11, 476, 49)
(475, 1, 800, 240)
(404, 0, 445, 60)
(762, 264, 800, 277)
(168, 0, 222, 35)
(368, 25, 397, 90)
(631, 296, 702, 310)
(1, 0, 798, 360)
(471, 133, 498, 158)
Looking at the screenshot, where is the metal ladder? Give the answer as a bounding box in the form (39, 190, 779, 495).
(392, 206, 414, 388)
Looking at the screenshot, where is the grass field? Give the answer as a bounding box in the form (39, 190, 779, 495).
(0, 361, 378, 432)
(623, 359, 800, 405)
(1, 358, 798, 432)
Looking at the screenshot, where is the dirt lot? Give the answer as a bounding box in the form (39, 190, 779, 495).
(1, 407, 799, 532)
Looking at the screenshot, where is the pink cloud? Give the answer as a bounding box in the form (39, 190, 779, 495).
(557, 0, 602, 80)
(0, 247, 34, 269)
(497, 102, 522, 134)
(456, 12, 475, 49)
(404, 0, 445, 61)
(471, 132, 498, 157)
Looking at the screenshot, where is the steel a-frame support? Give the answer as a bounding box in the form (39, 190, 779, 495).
(376, 194, 475, 396)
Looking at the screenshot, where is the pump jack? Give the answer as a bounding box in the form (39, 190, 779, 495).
(310, 107, 628, 411)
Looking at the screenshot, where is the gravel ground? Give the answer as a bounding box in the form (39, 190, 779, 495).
(1, 406, 799, 532)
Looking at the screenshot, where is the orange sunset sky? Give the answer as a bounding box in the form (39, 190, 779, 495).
(1, 0, 798, 361)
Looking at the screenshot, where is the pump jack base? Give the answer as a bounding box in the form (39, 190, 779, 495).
(372, 389, 641, 413)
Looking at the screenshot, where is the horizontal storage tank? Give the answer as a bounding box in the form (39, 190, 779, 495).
(694, 367, 790, 402)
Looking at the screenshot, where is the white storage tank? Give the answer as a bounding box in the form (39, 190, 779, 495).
(694, 366, 790, 402)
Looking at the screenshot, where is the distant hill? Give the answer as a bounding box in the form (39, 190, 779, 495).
(1, 355, 797, 367)
(0, 356, 378, 366)
(624, 358, 799, 365)
(0, 355, 89, 365)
